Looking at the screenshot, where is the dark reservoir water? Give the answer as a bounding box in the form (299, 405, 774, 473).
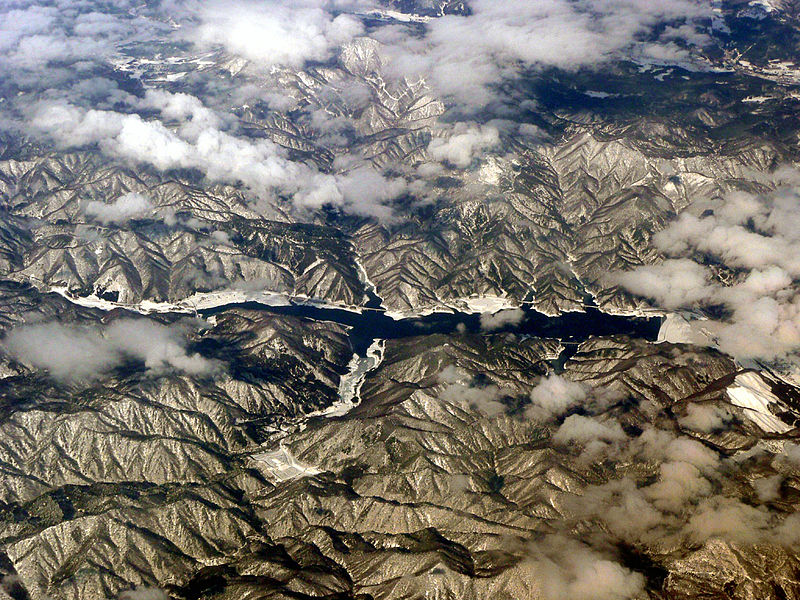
(199, 301, 663, 356)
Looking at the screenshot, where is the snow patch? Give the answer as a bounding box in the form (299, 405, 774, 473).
(50, 287, 188, 315)
(252, 445, 321, 481)
(727, 372, 793, 434)
(385, 296, 521, 321)
(584, 91, 618, 98)
(47, 286, 366, 315)
(477, 158, 504, 185)
(361, 9, 431, 23)
(657, 311, 714, 346)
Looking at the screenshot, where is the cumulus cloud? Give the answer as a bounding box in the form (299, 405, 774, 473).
(439, 376, 508, 417)
(0, 0, 169, 134)
(480, 308, 525, 331)
(29, 98, 405, 221)
(526, 374, 587, 421)
(437, 364, 468, 384)
(778, 442, 800, 467)
(427, 123, 500, 168)
(753, 474, 783, 503)
(296, 163, 408, 221)
(553, 414, 627, 445)
(118, 587, 168, 600)
(645, 460, 712, 512)
(1, 0, 723, 225)
(525, 374, 622, 421)
(685, 497, 772, 545)
(436, 373, 800, 581)
(85, 192, 153, 225)
(534, 380, 800, 556)
(380, 0, 711, 107)
(609, 259, 712, 310)
(678, 402, 733, 433)
(653, 192, 800, 277)
(188, 0, 364, 69)
(610, 181, 800, 362)
(2, 318, 216, 381)
(0, 0, 406, 221)
(524, 535, 645, 600)
(775, 513, 800, 546)
(29, 100, 304, 189)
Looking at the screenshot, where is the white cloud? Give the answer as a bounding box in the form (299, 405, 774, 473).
(85, 192, 153, 225)
(525, 374, 587, 421)
(645, 461, 712, 512)
(609, 259, 712, 310)
(31, 97, 406, 220)
(524, 535, 645, 600)
(0, 1, 166, 100)
(779, 442, 800, 466)
(505, 376, 800, 565)
(2, 318, 216, 381)
(188, 0, 364, 69)
(678, 402, 733, 433)
(299, 164, 408, 221)
(427, 123, 500, 168)
(686, 497, 772, 545)
(2, 0, 724, 225)
(380, 0, 711, 107)
(480, 308, 525, 331)
(118, 587, 168, 600)
(29, 99, 405, 221)
(525, 374, 622, 422)
(753, 474, 783, 503)
(439, 380, 507, 417)
(610, 181, 800, 362)
(437, 364, 468, 384)
(776, 513, 800, 546)
(553, 414, 627, 445)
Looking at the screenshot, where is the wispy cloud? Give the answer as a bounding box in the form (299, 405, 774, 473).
(2, 318, 216, 381)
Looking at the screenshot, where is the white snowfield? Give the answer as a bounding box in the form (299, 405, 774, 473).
(48, 286, 364, 315)
(727, 372, 794, 434)
(359, 8, 431, 22)
(252, 445, 321, 482)
(657, 313, 695, 344)
(656, 312, 715, 346)
(384, 295, 520, 320)
(742, 95, 773, 103)
(353, 255, 387, 310)
(308, 339, 386, 420)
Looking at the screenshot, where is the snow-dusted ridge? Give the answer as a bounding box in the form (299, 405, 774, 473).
(358, 8, 432, 23)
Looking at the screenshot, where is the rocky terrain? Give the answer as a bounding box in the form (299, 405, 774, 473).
(1, 1, 800, 599)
